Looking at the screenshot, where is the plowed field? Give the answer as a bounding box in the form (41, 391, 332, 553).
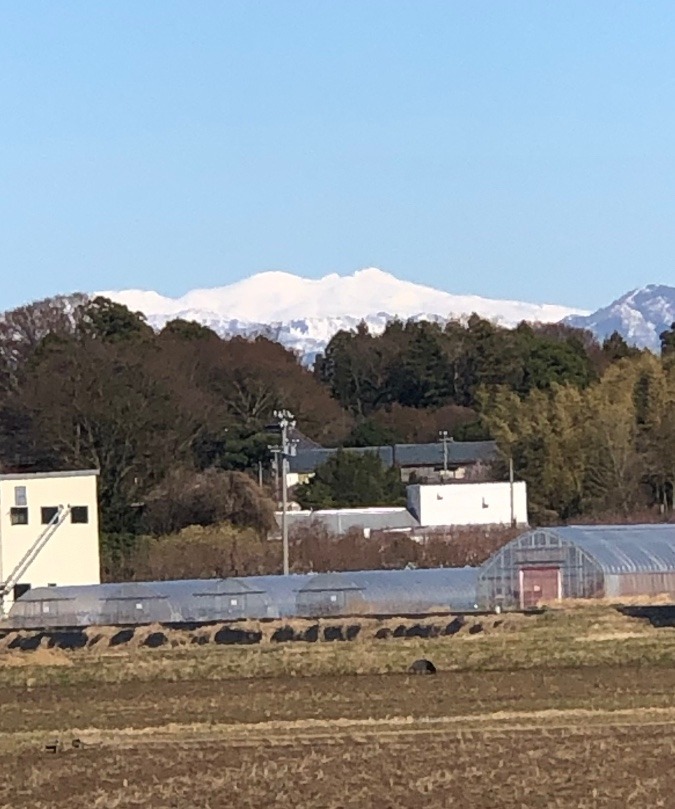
(2, 608, 675, 807)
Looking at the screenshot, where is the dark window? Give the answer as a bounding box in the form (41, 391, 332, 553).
(41, 506, 59, 525)
(10, 507, 28, 525)
(13, 583, 30, 600)
(71, 506, 89, 524)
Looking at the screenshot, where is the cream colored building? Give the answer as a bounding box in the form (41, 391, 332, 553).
(0, 470, 101, 612)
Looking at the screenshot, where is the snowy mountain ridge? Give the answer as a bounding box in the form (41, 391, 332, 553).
(99, 267, 588, 363)
(564, 284, 675, 352)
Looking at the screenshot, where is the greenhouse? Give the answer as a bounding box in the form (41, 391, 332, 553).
(296, 567, 479, 616)
(156, 575, 312, 621)
(477, 524, 675, 609)
(9, 582, 176, 627)
(9, 574, 314, 627)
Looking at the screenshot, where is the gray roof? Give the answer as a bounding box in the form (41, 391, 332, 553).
(289, 428, 323, 451)
(277, 507, 419, 534)
(289, 441, 497, 474)
(554, 525, 675, 574)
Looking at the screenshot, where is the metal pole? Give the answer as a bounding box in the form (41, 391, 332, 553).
(281, 449, 289, 575)
(274, 409, 296, 576)
(258, 461, 263, 488)
(439, 430, 448, 479)
(509, 456, 515, 527)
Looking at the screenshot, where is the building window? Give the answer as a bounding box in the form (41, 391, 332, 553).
(71, 506, 89, 524)
(10, 507, 28, 525)
(14, 486, 27, 507)
(41, 506, 59, 525)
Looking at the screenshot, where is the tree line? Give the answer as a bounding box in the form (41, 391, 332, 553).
(0, 291, 674, 576)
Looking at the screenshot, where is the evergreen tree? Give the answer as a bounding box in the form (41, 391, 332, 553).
(295, 450, 405, 509)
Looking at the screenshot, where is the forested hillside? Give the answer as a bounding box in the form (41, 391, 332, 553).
(1, 293, 674, 576)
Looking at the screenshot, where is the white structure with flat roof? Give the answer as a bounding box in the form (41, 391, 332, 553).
(0, 470, 101, 612)
(407, 481, 528, 528)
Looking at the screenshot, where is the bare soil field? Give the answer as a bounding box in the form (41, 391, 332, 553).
(2, 607, 675, 807)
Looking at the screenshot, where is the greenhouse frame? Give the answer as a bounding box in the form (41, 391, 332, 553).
(296, 567, 479, 616)
(9, 574, 314, 627)
(477, 524, 675, 609)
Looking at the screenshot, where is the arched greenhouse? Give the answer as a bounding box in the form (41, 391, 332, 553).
(477, 524, 675, 609)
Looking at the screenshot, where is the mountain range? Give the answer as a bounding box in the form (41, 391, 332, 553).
(99, 269, 675, 363)
(564, 285, 675, 352)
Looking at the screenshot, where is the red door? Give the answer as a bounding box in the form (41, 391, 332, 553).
(520, 567, 560, 608)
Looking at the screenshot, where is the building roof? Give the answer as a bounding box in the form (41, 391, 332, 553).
(276, 507, 420, 534)
(289, 441, 497, 474)
(0, 469, 100, 481)
(289, 427, 323, 451)
(553, 525, 675, 574)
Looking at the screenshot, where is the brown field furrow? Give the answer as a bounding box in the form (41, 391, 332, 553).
(4, 607, 675, 808)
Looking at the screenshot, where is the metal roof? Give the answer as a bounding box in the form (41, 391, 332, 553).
(289, 427, 323, 451)
(552, 525, 675, 574)
(289, 441, 497, 474)
(277, 507, 419, 534)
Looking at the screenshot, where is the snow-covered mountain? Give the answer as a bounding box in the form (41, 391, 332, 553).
(99, 267, 588, 363)
(564, 284, 675, 352)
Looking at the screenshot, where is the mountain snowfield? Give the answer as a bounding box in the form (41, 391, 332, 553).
(565, 284, 675, 353)
(99, 267, 590, 363)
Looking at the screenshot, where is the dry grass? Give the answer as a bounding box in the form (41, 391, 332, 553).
(541, 593, 675, 607)
(0, 605, 672, 689)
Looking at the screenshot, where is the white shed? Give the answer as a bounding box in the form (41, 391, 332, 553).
(0, 470, 101, 612)
(407, 481, 528, 528)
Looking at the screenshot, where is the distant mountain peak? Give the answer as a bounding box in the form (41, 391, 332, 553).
(98, 267, 590, 364)
(565, 284, 675, 351)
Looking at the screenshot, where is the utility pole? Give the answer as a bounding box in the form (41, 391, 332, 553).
(270, 410, 297, 576)
(439, 430, 449, 481)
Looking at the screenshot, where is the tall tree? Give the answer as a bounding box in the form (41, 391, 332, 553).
(295, 450, 405, 509)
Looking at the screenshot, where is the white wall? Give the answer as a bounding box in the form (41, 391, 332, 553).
(407, 481, 528, 527)
(0, 471, 101, 607)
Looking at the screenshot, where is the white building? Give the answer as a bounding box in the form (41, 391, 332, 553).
(0, 470, 101, 612)
(407, 481, 528, 528)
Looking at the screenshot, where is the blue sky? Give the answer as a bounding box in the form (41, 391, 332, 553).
(2, 2, 675, 312)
